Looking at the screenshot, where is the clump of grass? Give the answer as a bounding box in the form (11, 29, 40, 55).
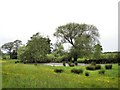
(54, 68, 64, 73)
(71, 68, 83, 74)
(105, 64, 112, 69)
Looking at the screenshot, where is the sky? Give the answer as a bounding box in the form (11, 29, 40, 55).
(0, 0, 119, 52)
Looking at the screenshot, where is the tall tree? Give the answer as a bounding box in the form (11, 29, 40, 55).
(1, 42, 14, 59)
(54, 23, 99, 62)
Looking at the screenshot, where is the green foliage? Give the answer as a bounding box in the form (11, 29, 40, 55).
(46, 54, 55, 62)
(85, 71, 90, 76)
(20, 33, 51, 63)
(98, 69, 105, 75)
(54, 23, 100, 62)
(52, 42, 65, 57)
(86, 64, 101, 70)
(91, 62, 96, 66)
(93, 44, 102, 59)
(71, 68, 83, 74)
(2, 54, 10, 60)
(105, 64, 112, 69)
(86, 65, 95, 70)
(95, 65, 101, 70)
(1, 40, 22, 59)
(17, 45, 26, 60)
(54, 68, 64, 73)
(13, 40, 22, 51)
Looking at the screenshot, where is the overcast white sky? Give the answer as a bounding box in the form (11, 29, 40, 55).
(0, 0, 119, 52)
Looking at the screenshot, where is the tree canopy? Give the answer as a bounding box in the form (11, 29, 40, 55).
(20, 32, 51, 63)
(54, 23, 100, 62)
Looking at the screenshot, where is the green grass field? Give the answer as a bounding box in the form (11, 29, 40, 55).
(1, 60, 119, 88)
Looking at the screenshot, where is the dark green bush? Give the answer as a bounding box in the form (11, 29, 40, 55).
(86, 66, 95, 70)
(85, 71, 90, 76)
(105, 64, 112, 69)
(15, 61, 20, 64)
(98, 69, 105, 74)
(95, 65, 101, 70)
(86, 64, 101, 70)
(71, 68, 83, 74)
(54, 69, 64, 73)
(2, 56, 6, 60)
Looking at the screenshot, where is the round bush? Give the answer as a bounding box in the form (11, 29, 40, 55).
(86, 66, 95, 70)
(98, 69, 105, 74)
(85, 71, 90, 76)
(71, 68, 83, 74)
(105, 64, 112, 69)
(54, 69, 64, 73)
(95, 65, 101, 70)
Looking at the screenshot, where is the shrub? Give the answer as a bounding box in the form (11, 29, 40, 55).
(54, 69, 64, 73)
(95, 65, 101, 70)
(71, 68, 83, 74)
(63, 62, 66, 66)
(85, 71, 90, 76)
(86, 66, 95, 70)
(15, 61, 20, 64)
(105, 64, 112, 69)
(2, 56, 6, 60)
(99, 69, 105, 74)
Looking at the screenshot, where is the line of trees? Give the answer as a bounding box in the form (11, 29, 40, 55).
(0, 22, 119, 64)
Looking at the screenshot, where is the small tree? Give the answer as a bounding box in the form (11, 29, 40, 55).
(1, 42, 14, 59)
(20, 32, 51, 63)
(93, 44, 102, 59)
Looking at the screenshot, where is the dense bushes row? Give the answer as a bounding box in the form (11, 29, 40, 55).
(78, 58, 118, 64)
(86, 63, 112, 70)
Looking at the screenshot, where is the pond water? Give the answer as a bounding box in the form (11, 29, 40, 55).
(42, 63, 89, 66)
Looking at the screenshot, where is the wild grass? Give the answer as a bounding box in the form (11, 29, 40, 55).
(1, 60, 119, 88)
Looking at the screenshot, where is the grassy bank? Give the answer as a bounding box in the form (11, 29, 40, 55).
(2, 60, 119, 88)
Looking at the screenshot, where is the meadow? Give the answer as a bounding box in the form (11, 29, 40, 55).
(1, 60, 119, 88)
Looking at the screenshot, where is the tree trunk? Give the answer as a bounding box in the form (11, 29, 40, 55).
(73, 55, 78, 63)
